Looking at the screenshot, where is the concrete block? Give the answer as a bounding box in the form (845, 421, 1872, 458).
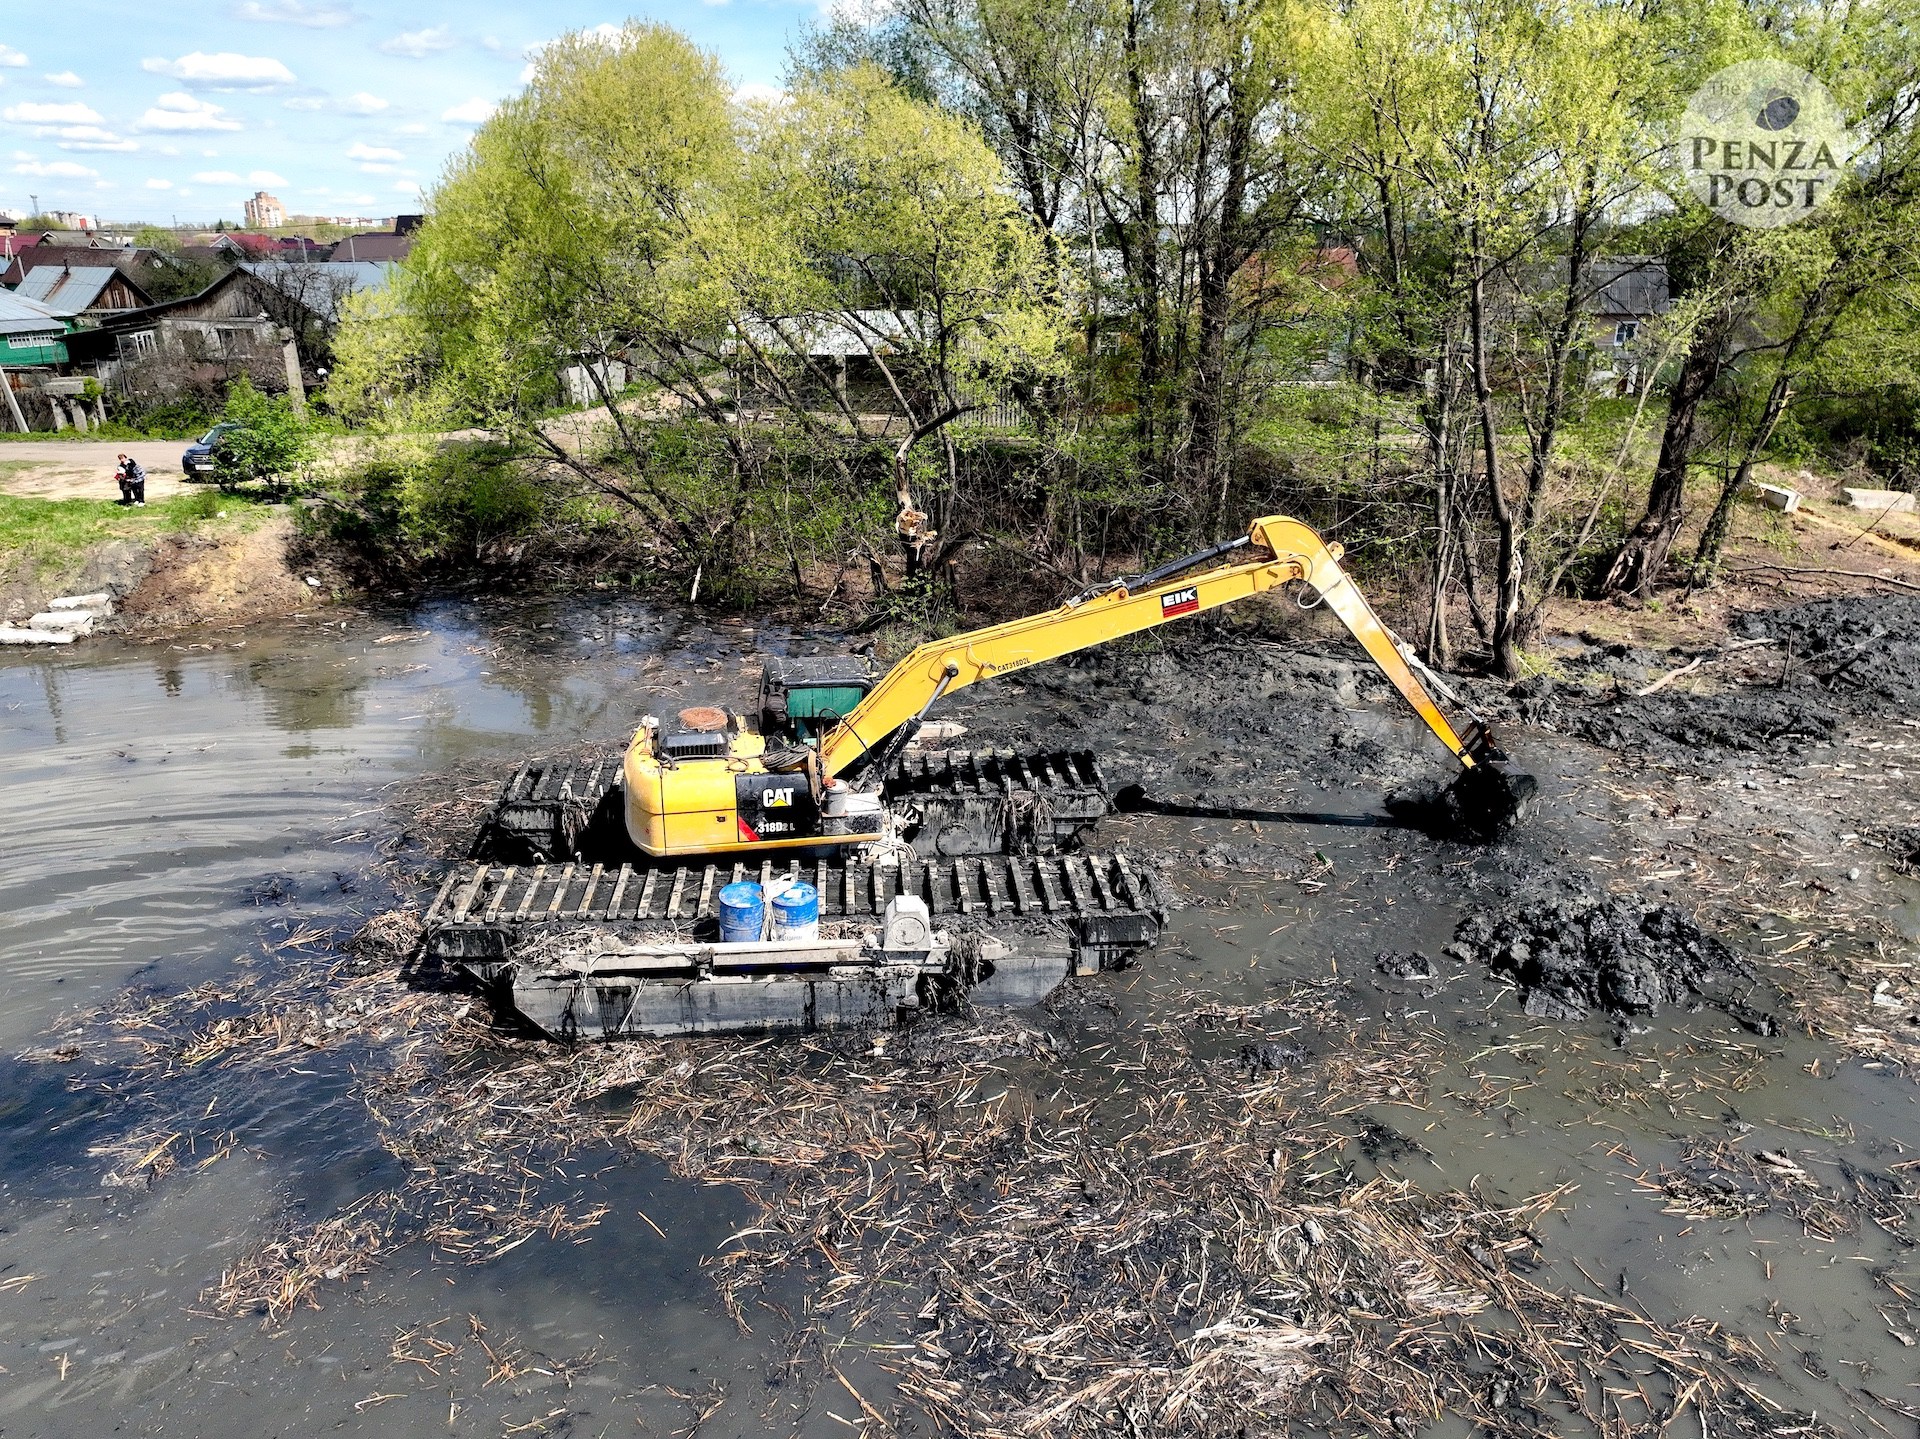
(48, 592, 111, 610)
(1743, 481, 1800, 513)
(0, 626, 78, 645)
(27, 611, 94, 635)
(1843, 487, 1916, 513)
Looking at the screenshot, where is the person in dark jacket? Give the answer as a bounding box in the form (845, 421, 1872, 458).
(116, 454, 147, 506)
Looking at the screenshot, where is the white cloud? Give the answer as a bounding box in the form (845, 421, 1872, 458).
(236, 0, 357, 26)
(55, 125, 137, 152)
(283, 89, 387, 114)
(0, 46, 26, 68)
(733, 82, 784, 106)
(391, 180, 420, 194)
(141, 51, 296, 90)
(441, 97, 494, 125)
(136, 93, 243, 132)
(249, 168, 287, 185)
(394, 121, 428, 135)
(44, 72, 83, 89)
(14, 157, 97, 177)
(347, 141, 402, 162)
(381, 26, 454, 58)
(193, 169, 244, 183)
(145, 177, 174, 189)
(3, 100, 104, 125)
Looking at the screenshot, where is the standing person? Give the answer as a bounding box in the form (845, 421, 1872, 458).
(123, 454, 147, 506)
(114, 453, 132, 505)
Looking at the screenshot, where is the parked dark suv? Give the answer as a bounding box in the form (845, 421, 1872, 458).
(180, 423, 240, 482)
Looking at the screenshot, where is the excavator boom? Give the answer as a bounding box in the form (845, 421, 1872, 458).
(821, 515, 1484, 778)
(619, 514, 1530, 859)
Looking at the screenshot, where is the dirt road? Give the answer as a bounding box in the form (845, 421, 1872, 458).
(0, 439, 194, 501)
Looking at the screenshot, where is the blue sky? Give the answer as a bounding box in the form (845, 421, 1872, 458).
(0, 2, 826, 226)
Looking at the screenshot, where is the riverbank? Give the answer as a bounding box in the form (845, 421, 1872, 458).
(0, 493, 343, 634)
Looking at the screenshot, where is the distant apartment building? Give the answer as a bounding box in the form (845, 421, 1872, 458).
(45, 210, 97, 232)
(243, 190, 287, 229)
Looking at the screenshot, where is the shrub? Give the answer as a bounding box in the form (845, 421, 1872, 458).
(214, 377, 313, 489)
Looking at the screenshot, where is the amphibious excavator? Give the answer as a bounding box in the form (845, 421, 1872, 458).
(423, 515, 1533, 1039)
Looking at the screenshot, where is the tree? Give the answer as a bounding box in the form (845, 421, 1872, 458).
(214, 376, 313, 491)
(1598, 0, 1920, 595)
(338, 23, 1063, 589)
(871, 0, 1322, 535)
(1298, 0, 1688, 675)
(720, 64, 1066, 582)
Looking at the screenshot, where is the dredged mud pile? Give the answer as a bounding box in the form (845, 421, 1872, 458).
(959, 632, 1453, 806)
(1531, 594, 1920, 764)
(1448, 890, 1755, 1023)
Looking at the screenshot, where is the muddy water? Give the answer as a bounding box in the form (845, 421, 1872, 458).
(2, 597, 1916, 1436)
(0, 600, 851, 1437)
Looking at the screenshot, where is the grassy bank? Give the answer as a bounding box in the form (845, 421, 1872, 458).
(0, 490, 288, 622)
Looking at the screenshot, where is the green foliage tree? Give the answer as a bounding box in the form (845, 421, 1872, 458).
(337, 22, 1063, 590)
(213, 377, 313, 492)
(1600, 0, 1920, 594)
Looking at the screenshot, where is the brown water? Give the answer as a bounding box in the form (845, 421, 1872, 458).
(1, 597, 1915, 1435)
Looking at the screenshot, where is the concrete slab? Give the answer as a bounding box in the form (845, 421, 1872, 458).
(0, 626, 78, 645)
(1744, 481, 1801, 513)
(1843, 487, 1916, 513)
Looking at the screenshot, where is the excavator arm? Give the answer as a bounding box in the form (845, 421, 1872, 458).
(820, 516, 1522, 818)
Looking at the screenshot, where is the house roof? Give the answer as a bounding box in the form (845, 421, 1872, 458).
(0, 287, 68, 337)
(1586, 258, 1670, 318)
(326, 232, 412, 262)
(88, 265, 268, 329)
(1, 244, 161, 291)
(15, 264, 133, 316)
(736, 309, 929, 359)
(239, 258, 395, 323)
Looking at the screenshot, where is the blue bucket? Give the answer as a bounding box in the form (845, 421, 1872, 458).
(769, 881, 820, 941)
(717, 882, 765, 944)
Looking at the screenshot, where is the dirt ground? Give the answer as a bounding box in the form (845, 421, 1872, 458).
(114, 512, 320, 630)
(0, 439, 195, 501)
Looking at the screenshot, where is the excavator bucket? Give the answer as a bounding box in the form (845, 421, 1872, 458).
(1389, 756, 1538, 841)
(1448, 757, 1538, 838)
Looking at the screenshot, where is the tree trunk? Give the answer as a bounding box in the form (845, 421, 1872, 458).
(1466, 254, 1521, 679)
(1190, 86, 1251, 532)
(1595, 306, 1732, 598)
(1120, 1, 1164, 484)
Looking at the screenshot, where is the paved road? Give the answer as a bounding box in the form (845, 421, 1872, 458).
(0, 439, 196, 501)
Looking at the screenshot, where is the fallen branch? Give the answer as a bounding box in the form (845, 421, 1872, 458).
(1634, 637, 1779, 696)
(1730, 563, 1920, 593)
